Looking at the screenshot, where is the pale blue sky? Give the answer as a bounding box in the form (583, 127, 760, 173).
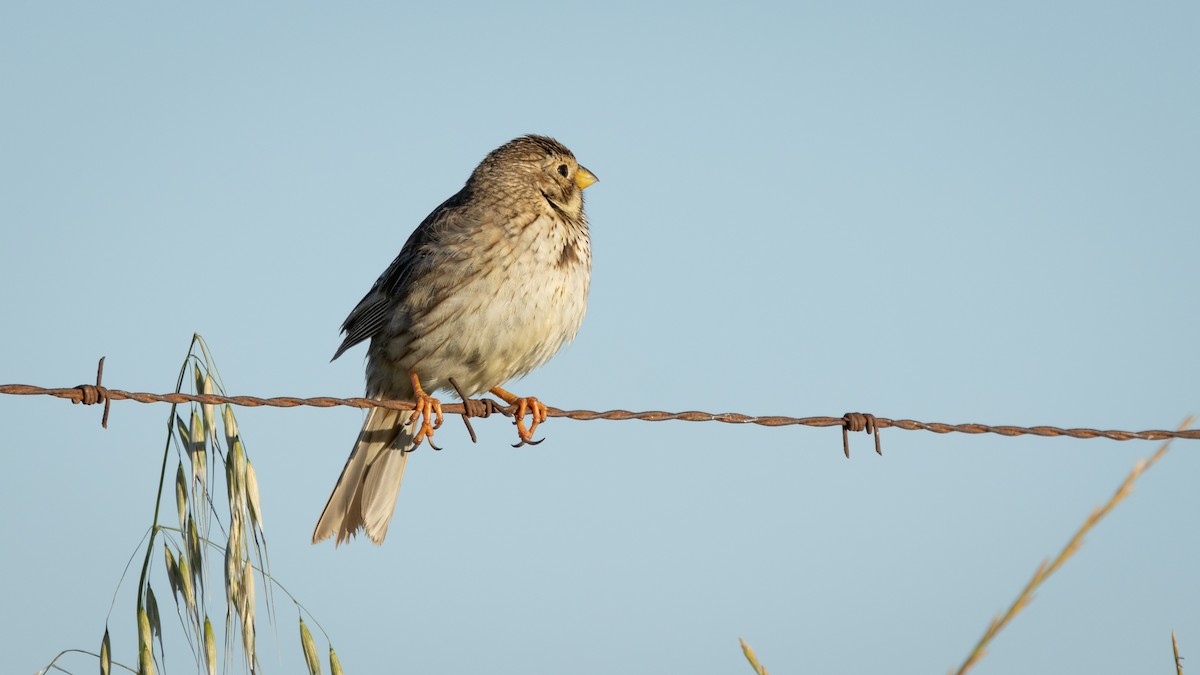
(2, 2, 1197, 674)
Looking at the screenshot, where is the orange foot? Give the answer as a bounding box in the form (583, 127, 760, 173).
(490, 386, 549, 447)
(409, 372, 444, 450)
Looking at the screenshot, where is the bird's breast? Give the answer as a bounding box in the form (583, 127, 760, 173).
(374, 212, 591, 398)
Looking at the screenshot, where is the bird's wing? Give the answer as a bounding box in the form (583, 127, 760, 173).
(331, 187, 472, 361)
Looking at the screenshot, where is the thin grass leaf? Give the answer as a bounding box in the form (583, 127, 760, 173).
(299, 618, 321, 675)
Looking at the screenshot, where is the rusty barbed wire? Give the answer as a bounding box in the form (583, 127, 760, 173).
(1, 358, 1198, 457)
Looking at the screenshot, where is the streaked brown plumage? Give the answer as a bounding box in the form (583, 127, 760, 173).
(313, 135, 596, 545)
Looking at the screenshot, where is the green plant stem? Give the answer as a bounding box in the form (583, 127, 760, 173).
(39, 649, 138, 675)
(135, 335, 199, 612)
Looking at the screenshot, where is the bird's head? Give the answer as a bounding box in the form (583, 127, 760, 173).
(471, 135, 597, 220)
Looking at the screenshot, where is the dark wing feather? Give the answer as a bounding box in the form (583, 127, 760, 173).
(331, 187, 472, 361)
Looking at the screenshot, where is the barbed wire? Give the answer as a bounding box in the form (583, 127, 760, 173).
(1, 358, 1197, 457)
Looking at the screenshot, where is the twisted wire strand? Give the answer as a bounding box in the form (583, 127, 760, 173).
(2, 378, 1197, 447)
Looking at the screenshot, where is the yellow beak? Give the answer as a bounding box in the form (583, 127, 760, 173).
(574, 166, 598, 190)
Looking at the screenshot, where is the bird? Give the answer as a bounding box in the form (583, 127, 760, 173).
(312, 135, 597, 546)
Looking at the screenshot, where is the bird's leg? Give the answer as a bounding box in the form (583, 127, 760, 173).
(409, 371, 444, 449)
(489, 386, 548, 446)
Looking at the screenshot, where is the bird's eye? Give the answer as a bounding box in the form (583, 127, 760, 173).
(557, 164, 569, 178)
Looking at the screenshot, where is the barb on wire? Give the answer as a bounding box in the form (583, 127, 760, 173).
(72, 357, 112, 428)
(3, 358, 1199, 454)
(841, 412, 881, 458)
(448, 376, 504, 445)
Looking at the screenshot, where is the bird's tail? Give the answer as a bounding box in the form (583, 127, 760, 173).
(312, 405, 416, 545)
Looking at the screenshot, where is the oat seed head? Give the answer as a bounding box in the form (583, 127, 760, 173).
(175, 463, 187, 531)
(196, 367, 216, 443)
(222, 404, 239, 452)
(100, 627, 111, 675)
(204, 616, 217, 675)
(137, 606, 153, 675)
(162, 545, 180, 601)
(177, 554, 196, 618)
(190, 410, 207, 491)
(245, 461, 263, 529)
(299, 618, 321, 675)
(145, 585, 162, 639)
(329, 646, 343, 675)
(186, 517, 202, 585)
(224, 540, 240, 613)
(239, 558, 256, 666)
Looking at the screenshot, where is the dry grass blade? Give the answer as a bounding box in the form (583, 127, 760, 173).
(953, 417, 1193, 675)
(1173, 630, 1183, 675)
(739, 637, 770, 675)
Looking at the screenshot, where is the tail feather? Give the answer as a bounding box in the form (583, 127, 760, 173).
(360, 441, 411, 542)
(312, 406, 416, 545)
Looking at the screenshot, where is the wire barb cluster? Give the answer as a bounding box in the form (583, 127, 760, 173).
(72, 357, 112, 428)
(3, 358, 1199, 455)
(841, 412, 881, 457)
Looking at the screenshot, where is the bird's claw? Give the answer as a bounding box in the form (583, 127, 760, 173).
(408, 391, 444, 449)
(489, 387, 550, 447)
(510, 396, 547, 446)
